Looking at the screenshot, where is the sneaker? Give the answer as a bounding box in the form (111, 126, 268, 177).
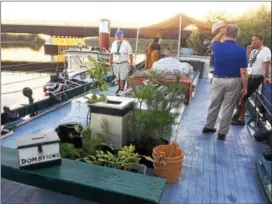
(115, 88, 121, 95)
(116, 88, 124, 96)
(218, 133, 226, 140)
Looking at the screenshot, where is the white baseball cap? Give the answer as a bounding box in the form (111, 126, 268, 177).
(212, 21, 226, 34)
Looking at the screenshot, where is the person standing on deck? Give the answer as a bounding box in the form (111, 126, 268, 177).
(109, 30, 134, 95)
(232, 35, 271, 125)
(145, 37, 161, 69)
(202, 24, 248, 140)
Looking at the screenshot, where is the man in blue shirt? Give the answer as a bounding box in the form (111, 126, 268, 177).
(202, 24, 248, 140)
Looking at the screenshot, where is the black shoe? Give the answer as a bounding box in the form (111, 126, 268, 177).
(254, 131, 271, 142)
(218, 133, 226, 140)
(263, 149, 272, 161)
(202, 127, 216, 133)
(232, 114, 239, 121)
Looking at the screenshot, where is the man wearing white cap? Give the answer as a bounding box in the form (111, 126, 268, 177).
(212, 21, 227, 37)
(109, 29, 134, 95)
(202, 24, 248, 140)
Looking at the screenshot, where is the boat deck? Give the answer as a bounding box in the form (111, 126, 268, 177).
(1, 79, 267, 204)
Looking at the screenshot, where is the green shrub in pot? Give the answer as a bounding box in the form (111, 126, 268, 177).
(129, 71, 185, 164)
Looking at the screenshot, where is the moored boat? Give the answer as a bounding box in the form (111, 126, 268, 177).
(1, 13, 271, 204)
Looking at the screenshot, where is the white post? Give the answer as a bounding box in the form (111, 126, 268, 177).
(134, 28, 140, 66)
(159, 34, 163, 48)
(177, 13, 182, 59)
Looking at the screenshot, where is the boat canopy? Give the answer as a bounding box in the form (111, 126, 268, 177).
(134, 13, 211, 60)
(138, 13, 211, 39)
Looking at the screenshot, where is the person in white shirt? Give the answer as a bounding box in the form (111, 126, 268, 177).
(109, 30, 134, 95)
(232, 34, 271, 125)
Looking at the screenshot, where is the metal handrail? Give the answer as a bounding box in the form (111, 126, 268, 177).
(248, 83, 272, 128)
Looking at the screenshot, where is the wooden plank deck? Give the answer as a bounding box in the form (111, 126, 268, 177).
(159, 79, 266, 204)
(1, 147, 166, 204)
(1, 78, 268, 204)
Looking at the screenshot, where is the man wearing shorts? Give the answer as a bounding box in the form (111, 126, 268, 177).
(232, 35, 271, 125)
(109, 30, 134, 95)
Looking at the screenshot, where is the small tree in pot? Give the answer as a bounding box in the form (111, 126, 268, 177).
(129, 71, 185, 167)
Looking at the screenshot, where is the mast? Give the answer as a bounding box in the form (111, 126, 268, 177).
(134, 28, 140, 66)
(177, 13, 182, 59)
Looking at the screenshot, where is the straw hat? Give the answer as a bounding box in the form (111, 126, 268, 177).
(212, 21, 226, 34)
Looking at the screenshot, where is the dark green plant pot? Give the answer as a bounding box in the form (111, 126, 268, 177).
(133, 138, 169, 168)
(95, 143, 115, 154)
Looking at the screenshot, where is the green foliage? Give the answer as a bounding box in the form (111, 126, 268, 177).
(1, 34, 45, 51)
(82, 144, 153, 171)
(1, 33, 45, 44)
(86, 150, 118, 168)
(188, 29, 202, 53)
(237, 5, 271, 49)
(85, 56, 109, 102)
(60, 143, 78, 160)
(117, 144, 141, 169)
(205, 11, 234, 23)
(60, 126, 107, 160)
(204, 4, 271, 50)
(130, 72, 185, 147)
(81, 126, 107, 155)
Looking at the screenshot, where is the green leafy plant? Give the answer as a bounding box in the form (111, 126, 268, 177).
(130, 72, 185, 154)
(204, 4, 271, 50)
(81, 126, 107, 155)
(60, 143, 78, 160)
(81, 145, 153, 172)
(60, 125, 108, 160)
(117, 144, 153, 171)
(85, 56, 109, 103)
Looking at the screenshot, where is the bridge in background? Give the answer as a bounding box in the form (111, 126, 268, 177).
(1, 24, 189, 39)
(1, 24, 139, 38)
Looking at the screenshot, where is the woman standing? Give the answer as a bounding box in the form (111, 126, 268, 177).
(145, 37, 161, 69)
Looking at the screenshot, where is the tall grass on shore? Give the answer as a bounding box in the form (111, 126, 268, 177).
(1, 34, 45, 51)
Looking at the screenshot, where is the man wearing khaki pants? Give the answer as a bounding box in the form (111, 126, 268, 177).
(202, 24, 248, 140)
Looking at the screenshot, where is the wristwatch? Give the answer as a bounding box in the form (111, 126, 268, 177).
(265, 74, 270, 78)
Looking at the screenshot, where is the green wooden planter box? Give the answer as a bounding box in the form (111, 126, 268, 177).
(1, 146, 166, 204)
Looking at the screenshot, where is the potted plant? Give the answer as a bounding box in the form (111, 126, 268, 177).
(116, 144, 152, 174)
(129, 71, 185, 167)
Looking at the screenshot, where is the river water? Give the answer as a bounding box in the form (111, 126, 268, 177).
(1, 44, 145, 110)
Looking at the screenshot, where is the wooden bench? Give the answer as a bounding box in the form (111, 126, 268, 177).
(1, 147, 166, 204)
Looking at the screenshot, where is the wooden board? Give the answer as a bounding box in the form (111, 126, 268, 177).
(1, 147, 166, 204)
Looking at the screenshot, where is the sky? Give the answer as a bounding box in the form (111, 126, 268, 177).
(2, 2, 271, 28)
